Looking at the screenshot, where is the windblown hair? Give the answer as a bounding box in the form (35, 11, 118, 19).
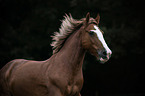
(51, 14, 83, 54)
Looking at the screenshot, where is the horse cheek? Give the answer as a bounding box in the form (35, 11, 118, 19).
(81, 34, 91, 50)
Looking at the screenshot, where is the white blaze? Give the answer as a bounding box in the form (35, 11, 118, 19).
(91, 25, 112, 61)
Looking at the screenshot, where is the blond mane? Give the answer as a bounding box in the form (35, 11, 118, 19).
(51, 14, 83, 54)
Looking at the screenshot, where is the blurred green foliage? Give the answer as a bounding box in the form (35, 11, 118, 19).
(0, 0, 145, 95)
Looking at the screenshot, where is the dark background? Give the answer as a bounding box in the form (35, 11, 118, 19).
(0, 0, 145, 96)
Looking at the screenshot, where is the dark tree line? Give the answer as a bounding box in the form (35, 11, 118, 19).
(0, 0, 145, 95)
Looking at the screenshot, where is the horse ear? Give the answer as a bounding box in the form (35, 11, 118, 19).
(95, 13, 100, 24)
(85, 12, 90, 26)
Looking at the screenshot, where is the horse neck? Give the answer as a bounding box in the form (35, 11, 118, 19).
(55, 30, 86, 73)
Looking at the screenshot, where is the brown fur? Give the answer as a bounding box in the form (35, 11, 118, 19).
(0, 13, 108, 96)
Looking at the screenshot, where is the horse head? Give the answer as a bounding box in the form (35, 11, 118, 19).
(81, 13, 112, 63)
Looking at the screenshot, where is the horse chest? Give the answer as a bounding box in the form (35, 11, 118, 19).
(65, 79, 83, 95)
(66, 84, 79, 95)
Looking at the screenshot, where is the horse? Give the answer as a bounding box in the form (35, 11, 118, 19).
(0, 12, 112, 96)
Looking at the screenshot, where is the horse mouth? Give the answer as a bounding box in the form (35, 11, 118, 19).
(98, 54, 111, 64)
(99, 57, 109, 64)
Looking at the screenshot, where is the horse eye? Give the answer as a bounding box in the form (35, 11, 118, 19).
(89, 31, 95, 36)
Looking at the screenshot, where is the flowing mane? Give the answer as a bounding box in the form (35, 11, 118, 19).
(51, 14, 83, 54)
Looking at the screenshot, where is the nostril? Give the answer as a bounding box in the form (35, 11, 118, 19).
(98, 50, 108, 59)
(99, 50, 107, 59)
(103, 51, 107, 56)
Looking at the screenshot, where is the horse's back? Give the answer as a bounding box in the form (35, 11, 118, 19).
(0, 59, 29, 81)
(0, 59, 48, 96)
(0, 59, 28, 96)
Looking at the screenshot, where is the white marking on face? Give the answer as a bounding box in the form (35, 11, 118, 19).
(91, 25, 112, 62)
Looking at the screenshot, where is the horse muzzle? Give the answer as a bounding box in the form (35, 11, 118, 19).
(97, 49, 112, 64)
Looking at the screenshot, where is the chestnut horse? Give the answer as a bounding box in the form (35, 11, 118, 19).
(0, 13, 112, 96)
